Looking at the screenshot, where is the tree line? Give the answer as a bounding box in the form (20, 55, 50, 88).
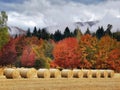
(25, 24, 120, 42)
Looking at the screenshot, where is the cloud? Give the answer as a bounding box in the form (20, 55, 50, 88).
(0, 0, 120, 31)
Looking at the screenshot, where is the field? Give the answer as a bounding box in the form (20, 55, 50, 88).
(0, 74, 120, 90)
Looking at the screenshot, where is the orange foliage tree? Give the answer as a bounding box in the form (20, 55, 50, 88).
(79, 34, 97, 68)
(107, 49, 120, 72)
(52, 37, 92, 69)
(95, 35, 119, 69)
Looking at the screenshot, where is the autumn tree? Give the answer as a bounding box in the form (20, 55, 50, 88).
(0, 39, 17, 66)
(21, 46, 36, 67)
(107, 49, 120, 72)
(78, 34, 96, 68)
(52, 37, 92, 69)
(95, 35, 119, 69)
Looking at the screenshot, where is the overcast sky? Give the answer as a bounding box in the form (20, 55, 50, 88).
(0, 0, 120, 30)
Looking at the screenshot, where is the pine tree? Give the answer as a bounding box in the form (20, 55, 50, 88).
(73, 27, 82, 41)
(32, 26, 38, 37)
(37, 28, 42, 39)
(53, 30, 63, 41)
(26, 28, 32, 37)
(41, 28, 50, 40)
(96, 26, 104, 39)
(84, 28, 91, 35)
(105, 24, 112, 37)
(63, 27, 71, 38)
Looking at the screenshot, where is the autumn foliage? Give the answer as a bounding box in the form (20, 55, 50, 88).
(21, 46, 36, 67)
(52, 37, 92, 69)
(0, 38, 17, 65)
(0, 34, 120, 72)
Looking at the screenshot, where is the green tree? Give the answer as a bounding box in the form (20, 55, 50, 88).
(0, 11, 8, 26)
(32, 26, 38, 37)
(26, 28, 32, 37)
(63, 27, 71, 38)
(37, 28, 42, 39)
(74, 27, 83, 41)
(0, 11, 9, 50)
(41, 28, 50, 40)
(104, 24, 112, 37)
(84, 28, 91, 35)
(113, 31, 120, 41)
(96, 26, 104, 39)
(53, 30, 63, 42)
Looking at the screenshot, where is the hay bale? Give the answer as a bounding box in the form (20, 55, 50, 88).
(0, 67, 4, 76)
(82, 69, 92, 78)
(91, 70, 101, 78)
(61, 69, 73, 78)
(37, 69, 50, 78)
(73, 69, 83, 78)
(99, 70, 108, 78)
(106, 70, 114, 78)
(4, 68, 21, 79)
(49, 69, 61, 78)
(18, 68, 37, 78)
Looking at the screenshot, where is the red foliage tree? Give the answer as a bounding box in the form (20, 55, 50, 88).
(21, 46, 36, 67)
(0, 38, 17, 65)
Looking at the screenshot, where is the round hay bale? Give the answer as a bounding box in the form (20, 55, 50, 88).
(37, 69, 50, 78)
(49, 69, 61, 78)
(73, 69, 83, 78)
(99, 70, 108, 78)
(0, 67, 5, 76)
(91, 70, 100, 78)
(61, 69, 73, 78)
(106, 70, 114, 78)
(4, 68, 21, 79)
(19, 68, 37, 78)
(82, 69, 92, 78)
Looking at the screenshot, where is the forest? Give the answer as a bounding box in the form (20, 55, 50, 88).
(0, 11, 120, 72)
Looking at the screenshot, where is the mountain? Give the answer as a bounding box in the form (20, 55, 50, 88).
(8, 26, 26, 37)
(45, 14, 120, 33)
(45, 20, 99, 33)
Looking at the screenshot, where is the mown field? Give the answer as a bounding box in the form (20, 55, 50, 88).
(0, 74, 120, 90)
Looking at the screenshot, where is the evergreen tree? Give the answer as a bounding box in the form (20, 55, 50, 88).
(32, 26, 38, 37)
(37, 28, 42, 39)
(113, 31, 120, 41)
(84, 28, 91, 35)
(41, 28, 50, 40)
(53, 30, 63, 41)
(26, 28, 32, 37)
(50, 33, 54, 40)
(96, 26, 104, 39)
(73, 27, 82, 41)
(104, 24, 112, 37)
(63, 27, 71, 38)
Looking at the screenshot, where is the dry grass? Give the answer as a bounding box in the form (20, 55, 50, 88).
(0, 73, 120, 90)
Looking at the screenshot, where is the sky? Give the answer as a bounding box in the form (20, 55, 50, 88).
(0, 0, 120, 31)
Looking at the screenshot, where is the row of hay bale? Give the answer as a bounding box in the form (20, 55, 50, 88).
(3, 68, 115, 79)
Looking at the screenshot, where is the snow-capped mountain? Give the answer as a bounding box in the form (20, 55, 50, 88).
(8, 26, 26, 37)
(45, 14, 120, 33)
(45, 20, 99, 34)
